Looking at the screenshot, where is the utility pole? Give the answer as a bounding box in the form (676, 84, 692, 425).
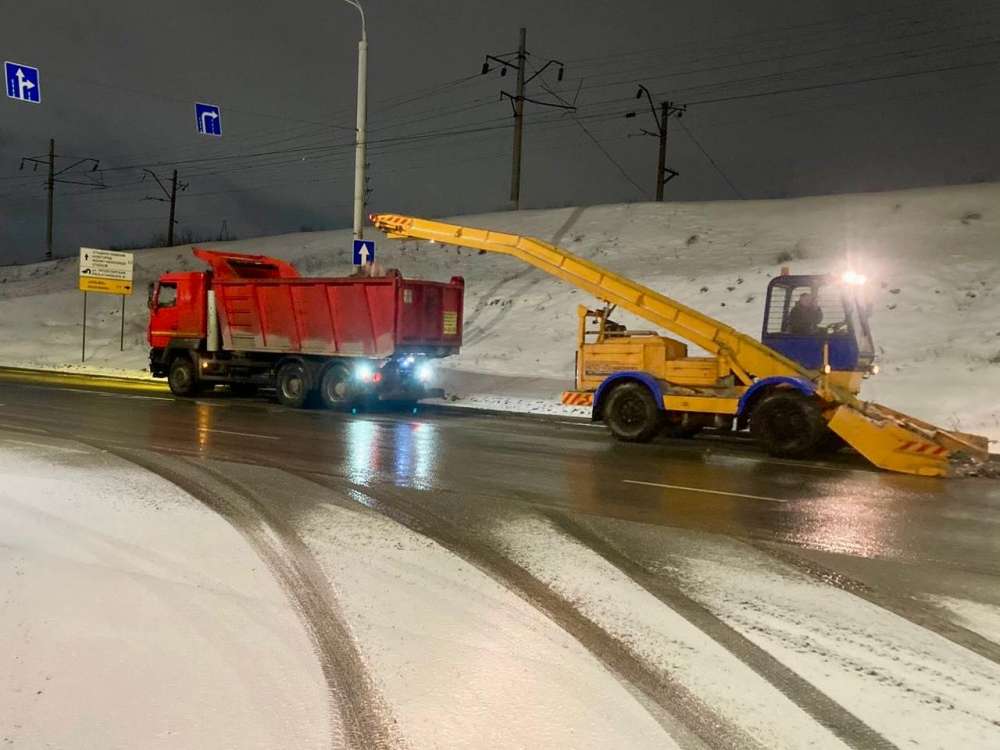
(46, 139, 54, 260)
(340, 0, 368, 241)
(482, 29, 573, 210)
(20, 141, 103, 260)
(168, 170, 178, 247)
(143, 168, 187, 245)
(627, 85, 686, 201)
(510, 27, 527, 209)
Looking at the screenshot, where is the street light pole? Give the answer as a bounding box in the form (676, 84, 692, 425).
(342, 0, 367, 241)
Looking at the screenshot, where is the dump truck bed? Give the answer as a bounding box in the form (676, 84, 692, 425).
(214, 272, 464, 358)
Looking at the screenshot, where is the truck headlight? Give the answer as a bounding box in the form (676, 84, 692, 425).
(416, 363, 433, 383)
(355, 363, 374, 382)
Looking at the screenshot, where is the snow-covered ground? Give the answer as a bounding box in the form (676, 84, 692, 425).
(0, 434, 331, 749)
(1, 182, 998, 441)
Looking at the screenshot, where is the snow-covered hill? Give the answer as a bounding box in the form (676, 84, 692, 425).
(2, 183, 998, 442)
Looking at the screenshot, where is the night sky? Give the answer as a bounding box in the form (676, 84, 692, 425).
(1, 0, 997, 262)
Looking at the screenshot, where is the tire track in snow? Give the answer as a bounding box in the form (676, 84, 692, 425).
(294, 470, 758, 750)
(545, 512, 894, 750)
(753, 541, 1000, 667)
(105, 448, 402, 750)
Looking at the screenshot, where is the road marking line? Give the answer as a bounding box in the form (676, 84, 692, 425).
(197, 427, 279, 440)
(623, 479, 789, 504)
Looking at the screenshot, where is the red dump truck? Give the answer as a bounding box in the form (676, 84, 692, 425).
(147, 248, 464, 407)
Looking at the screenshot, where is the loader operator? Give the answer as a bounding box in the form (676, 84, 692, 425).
(787, 292, 823, 335)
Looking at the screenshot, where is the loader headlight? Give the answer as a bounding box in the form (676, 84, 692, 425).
(871, 364, 880, 375)
(416, 363, 433, 383)
(841, 270, 867, 286)
(355, 363, 374, 382)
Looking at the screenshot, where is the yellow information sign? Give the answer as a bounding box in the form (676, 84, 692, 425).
(79, 277, 134, 295)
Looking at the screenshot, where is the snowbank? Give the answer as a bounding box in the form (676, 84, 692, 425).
(1, 183, 998, 441)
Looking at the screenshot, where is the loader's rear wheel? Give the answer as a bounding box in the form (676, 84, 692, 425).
(605, 382, 662, 443)
(168, 357, 199, 398)
(276, 361, 310, 409)
(750, 391, 826, 459)
(319, 364, 351, 409)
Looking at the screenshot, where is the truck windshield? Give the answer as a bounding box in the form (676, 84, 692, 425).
(766, 283, 847, 336)
(157, 282, 177, 308)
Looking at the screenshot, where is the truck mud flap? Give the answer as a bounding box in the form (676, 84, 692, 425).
(827, 401, 991, 478)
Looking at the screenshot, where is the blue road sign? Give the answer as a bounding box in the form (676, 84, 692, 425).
(195, 102, 222, 136)
(5, 61, 41, 104)
(353, 239, 375, 266)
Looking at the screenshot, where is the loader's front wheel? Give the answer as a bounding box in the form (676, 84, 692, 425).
(605, 382, 662, 443)
(750, 391, 826, 459)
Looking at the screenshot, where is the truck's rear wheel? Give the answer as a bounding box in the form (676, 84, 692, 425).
(750, 391, 826, 458)
(276, 361, 310, 408)
(319, 364, 351, 409)
(604, 382, 662, 443)
(168, 357, 199, 397)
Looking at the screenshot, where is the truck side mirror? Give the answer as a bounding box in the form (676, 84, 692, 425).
(147, 282, 155, 310)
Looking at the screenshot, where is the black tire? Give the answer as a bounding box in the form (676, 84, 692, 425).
(275, 361, 311, 408)
(167, 357, 199, 397)
(750, 391, 827, 458)
(604, 382, 662, 443)
(319, 364, 352, 409)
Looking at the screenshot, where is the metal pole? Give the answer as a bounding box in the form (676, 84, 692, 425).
(168, 169, 178, 246)
(342, 0, 368, 242)
(510, 27, 527, 210)
(46, 138, 54, 260)
(82, 292, 87, 363)
(120, 295, 125, 351)
(656, 102, 668, 202)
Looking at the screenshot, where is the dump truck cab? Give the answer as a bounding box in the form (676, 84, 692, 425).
(761, 271, 875, 394)
(147, 272, 208, 360)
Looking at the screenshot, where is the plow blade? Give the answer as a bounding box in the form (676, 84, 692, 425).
(827, 401, 991, 477)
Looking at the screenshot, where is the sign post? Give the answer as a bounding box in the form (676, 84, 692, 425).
(79, 248, 134, 361)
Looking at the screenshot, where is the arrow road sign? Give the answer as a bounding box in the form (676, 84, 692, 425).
(5, 61, 41, 104)
(195, 102, 222, 136)
(353, 239, 375, 266)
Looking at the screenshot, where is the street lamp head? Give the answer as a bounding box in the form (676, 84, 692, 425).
(635, 87, 644, 99)
(624, 112, 637, 119)
(557, 66, 565, 81)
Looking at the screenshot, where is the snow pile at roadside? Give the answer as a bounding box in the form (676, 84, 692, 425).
(1, 182, 998, 441)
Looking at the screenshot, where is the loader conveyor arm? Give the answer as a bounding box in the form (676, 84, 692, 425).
(371, 214, 813, 385)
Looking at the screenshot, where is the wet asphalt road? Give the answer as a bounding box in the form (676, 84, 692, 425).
(1, 374, 997, 576)
(2, 371, 1000, 749)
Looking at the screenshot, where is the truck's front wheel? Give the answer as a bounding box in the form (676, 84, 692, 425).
(604, 382, 662, 443)
(168, 357, 200, 397)
(276, 361, 311, 408)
